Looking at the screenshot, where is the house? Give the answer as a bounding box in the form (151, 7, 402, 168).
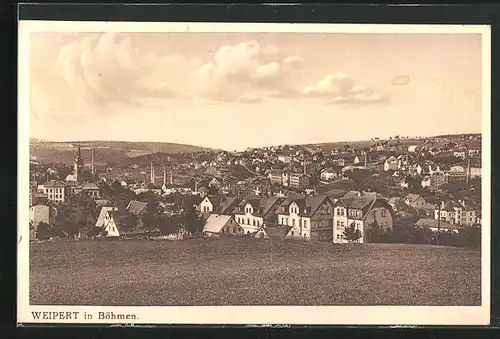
(81, 183, 101, 198)
(434, 201, 478, 226)
(90, 206, 120, 238)
(198, 195, 241, 214)
(384, 156, 399, 172)
(29, 204, 57, 229)
(202, 214, 237, 237)
(404, 193, 430, 210)
(268, 169, 283, 185)
(278, 155, 291, 164)
(388, 197, 400, 211)
(408, 145, 418, 152)
(30, 183, 48, 206)
(276, 194, 335, 241)
(288, 173, 310, 189)
(320, 167, 340, 181)
(43, 180, 68, 203)
(428, 171, 447, 192)
(415, 218, 464, 233)
(208, 177, 222, 188)
(333, 192, 393, 243)
(234, 196, 284, 228)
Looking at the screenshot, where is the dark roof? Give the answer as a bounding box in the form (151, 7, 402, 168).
(218, 196, 241, 214)
(126, 200, 148, 215)
(264, 226, 287, 239)
(415, 218, 464, 230)
(278, 194, 331, 217)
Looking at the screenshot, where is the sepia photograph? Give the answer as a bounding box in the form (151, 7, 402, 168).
(17, 21, 491, 325)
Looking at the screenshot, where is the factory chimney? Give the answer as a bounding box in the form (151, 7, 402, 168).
(150, 161, 155, 184)
(163, 164, 167, 186)
(91, 148, 95, 175)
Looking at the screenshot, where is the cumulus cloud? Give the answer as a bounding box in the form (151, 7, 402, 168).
(194, 40, 303, 102)
(302, 73, 386, 104)
(52, 33, 200, 109)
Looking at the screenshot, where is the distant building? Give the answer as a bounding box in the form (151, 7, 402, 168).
(434, 200, 478, 226)
(320, 167, 340, 181)
(89, 207, 120, 238)
(403, 193, 432, 210)
(384, 156, 399, 172)
(43, 180, 68, 203)
(288, 173, 310, 189)
(29, 205, 57, 229)
(268, 169, 283, 185)
(332, 192, 393, 244)
(415, 218, 463, 233)
(276, 194, 335, 241)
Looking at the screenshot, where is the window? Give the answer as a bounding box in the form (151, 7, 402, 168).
(281, 217, 284, 224)
(291, 231, 294, 236)
(336, 234, 341, 240)
(292, 219, 295, 226)
(341, 221, 345, 227)
(253, 219, 256, 226)
(381, 210, 386, 217)
(356, 210, 360, 217)
(336, 209, 340, 216)
(247, 218, 250, 225)
(303, 220, 307, 228)
(336, 221, 341, 229)
(299, 220, 302, 227)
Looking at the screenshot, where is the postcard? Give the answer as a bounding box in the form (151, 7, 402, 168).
(18, 20, 491, 326)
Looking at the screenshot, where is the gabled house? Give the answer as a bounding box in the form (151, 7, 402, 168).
(198, 195, 241, 214)
(434, 200, 478, 226)
(384, 156, 399, 172)
(234, 196, 284, 228)
(276, 194, 335, 241)
(404, 193, 431, 210)
(320, 167, 340, 181)
(333, 192, 393, 243)
(202, 214, 237, 237)
(89, 206, 120, 238)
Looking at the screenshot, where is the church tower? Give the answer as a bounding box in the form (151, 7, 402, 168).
(73, 144, 84, 183)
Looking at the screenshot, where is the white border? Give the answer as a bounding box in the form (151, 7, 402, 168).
(17, 21, 491, 326)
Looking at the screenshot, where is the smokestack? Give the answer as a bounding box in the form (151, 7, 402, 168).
(150, 161, 154, 184)
(364, 151, 367, 168)
(91, 148, 95, 175)
(467, 154, 471, 183)
(194, 179, 198, 192)
(303, 160, 306, 175)
(163, 164, 167, 186)
(170, 167, 173, 185)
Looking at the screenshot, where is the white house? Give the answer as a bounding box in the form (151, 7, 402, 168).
(320, 167, 339, 181)
(384, 156, 399, 172)
(94, 206, 120, 237)
(202, 214, 235, 237)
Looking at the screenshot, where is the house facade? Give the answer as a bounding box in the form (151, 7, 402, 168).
(333, 192, 393, 244)
(434, 201, 478, 226)
(277, 195, 335, 241)
(288, 173, 310, 189)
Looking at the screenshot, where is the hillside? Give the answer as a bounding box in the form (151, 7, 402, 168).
(29, 140, 217, 165)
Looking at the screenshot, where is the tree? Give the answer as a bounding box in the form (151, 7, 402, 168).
(366, 221, 388, 243)
(36, 221, 52, 240)
(114, 211, 138, 234)
(342, 222, 362, 242)
(159, 215, 180, 235)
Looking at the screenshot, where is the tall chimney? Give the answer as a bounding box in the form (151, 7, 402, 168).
(150, 161, 154, 184)
(194, 179, 198, 192)
(91, 148, 95, 175)
(303, 160, 307, 175)
(467, 154, 471, 183)
(170, 167, 173, 185)
(364, 151, 367, 168)
(163, 164, 167, 186)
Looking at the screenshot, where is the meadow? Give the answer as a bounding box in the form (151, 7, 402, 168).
(29, 238, 481, 306)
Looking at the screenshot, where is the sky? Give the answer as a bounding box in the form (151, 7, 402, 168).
(28, 31, 483, 151)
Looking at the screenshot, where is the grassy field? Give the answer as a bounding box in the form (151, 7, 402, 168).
(29, 238, 481, 306)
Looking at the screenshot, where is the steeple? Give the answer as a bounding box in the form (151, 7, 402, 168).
(73, 143, 84, 183)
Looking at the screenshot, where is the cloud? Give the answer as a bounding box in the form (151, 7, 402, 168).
(194, 40, 303, 102)
(51, 33, 200, 109)
(302, 73, 386, 104)
(236, 94, 262, 104)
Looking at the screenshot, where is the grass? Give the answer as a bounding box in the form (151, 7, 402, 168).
(29, 238, 481, 306)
